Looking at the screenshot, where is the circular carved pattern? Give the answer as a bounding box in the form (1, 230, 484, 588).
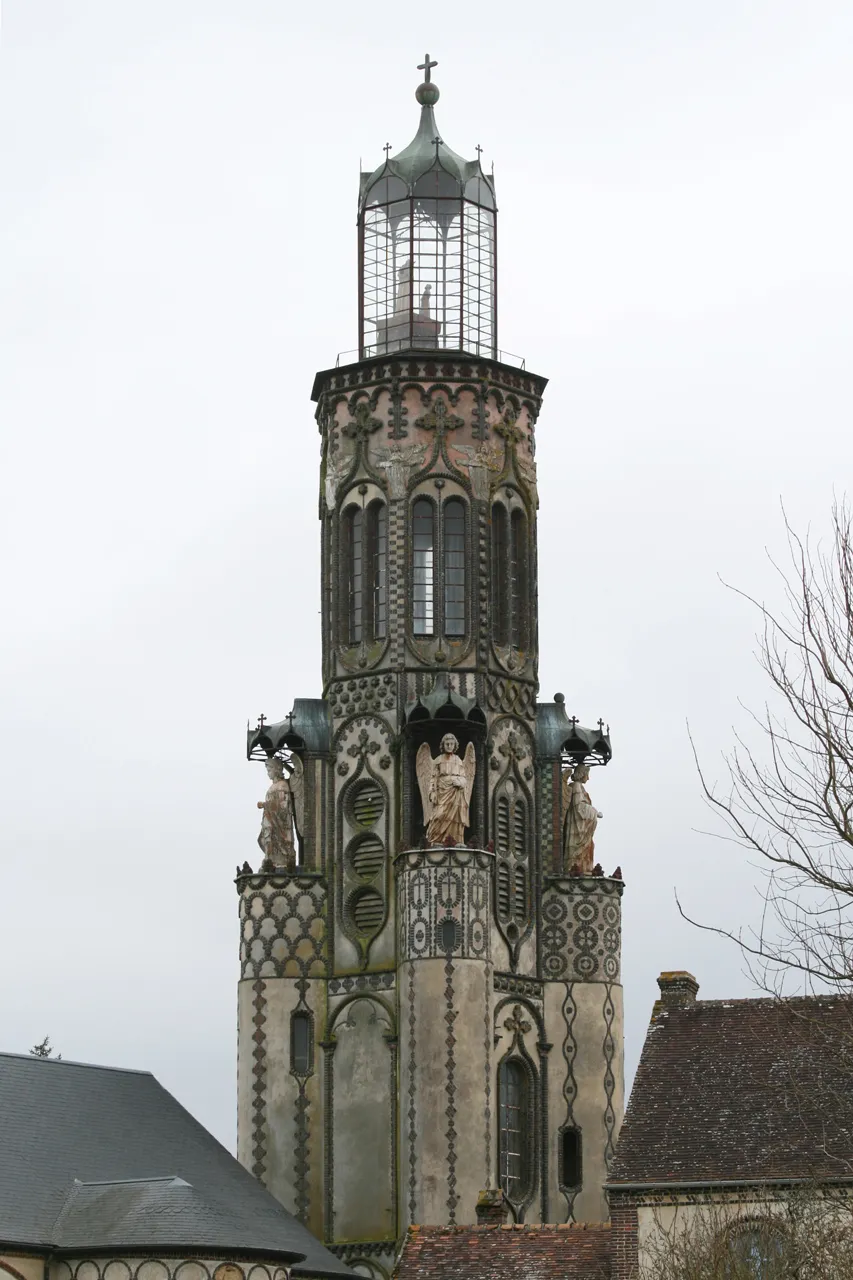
(603, 954, 619, 979)
(544, 950, 568, 978)
(575, 899, 599, 924)
(603, 902, 620, 927)
(576, 953, 597, 978)
(350, 887, 384, 935)
(603, 926, 620, 953)
(542, 922, 568, 952)
(573, 923, 598, 952)
(348, 832, 384, 881)
(329, 674, 395, 717)
(348, 779, 384, 828)
(411, 916, 431, 955)
(542, 897, 568, 924)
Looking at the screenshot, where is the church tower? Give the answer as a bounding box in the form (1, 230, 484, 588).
(236, 59, 624, 1279)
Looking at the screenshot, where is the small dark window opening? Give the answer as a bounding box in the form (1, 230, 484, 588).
(291, 1011, 313, 1076)
(498, 1058, 530, 1202)
(345, 507, 364, 643)
(560, 1127, 582, 1188)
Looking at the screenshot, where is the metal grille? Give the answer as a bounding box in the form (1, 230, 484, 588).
(360, 187, 496, 359)
(349, 508, 363, 643)
(373, 502, 388, 637)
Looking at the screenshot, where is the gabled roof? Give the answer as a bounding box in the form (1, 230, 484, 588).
(608, 983, 853, 1188)
(0, 1052, 351, 1277)
(393, 1223, 611, 1279)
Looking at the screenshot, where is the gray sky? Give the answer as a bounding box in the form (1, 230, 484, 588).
(1, 0, 852, 1153)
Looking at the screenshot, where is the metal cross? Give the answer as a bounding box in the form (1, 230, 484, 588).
(418, 54, 437, 83)
(257, 713, 266, 730)
(383, 142, 392, 158)
(432, 135, 443, 149)
(475, 144, 483, 161)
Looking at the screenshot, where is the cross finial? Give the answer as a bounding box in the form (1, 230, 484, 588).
(257, 713, 266, 730)
(418, 54, 437, 84)
(383, 142, 392, 158)
(433, 135, 443, 152)
(475, 143, 483, 160)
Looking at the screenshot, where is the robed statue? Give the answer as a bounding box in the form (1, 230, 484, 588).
(257, 755, 304, 870)
(561, 763, 602, 874)
(416, 733, 476, 847)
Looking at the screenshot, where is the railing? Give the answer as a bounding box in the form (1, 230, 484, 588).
(334, 346, 527, 370)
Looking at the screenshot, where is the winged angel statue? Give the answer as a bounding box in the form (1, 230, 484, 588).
(416, 733, 476, 847)
(257, 754, 304, 870)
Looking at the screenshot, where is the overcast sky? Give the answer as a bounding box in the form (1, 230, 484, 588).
(2, 1, 852, 1153)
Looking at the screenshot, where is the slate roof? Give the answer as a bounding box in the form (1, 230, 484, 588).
(393, 1223, 612, 1279)
(608, 989, 853, 1187)
(0, 1052, 351, 1277)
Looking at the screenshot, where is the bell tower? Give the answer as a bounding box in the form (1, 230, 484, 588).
(236, 58, 625, 1279)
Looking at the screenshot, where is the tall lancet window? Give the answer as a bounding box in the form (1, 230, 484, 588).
(491, 503, 509, 646)
(412, 499, 434, 635)
(346, 506, 364, 644)
(443, 499, 465, 636)
(510, 508, 530, 650)
(498, 1059, 530, 1203)
(342, 501, 388, 644)
(368, 500, 388, 639)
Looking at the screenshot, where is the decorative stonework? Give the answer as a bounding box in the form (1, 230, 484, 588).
(396, 848, 491, 962)
(251, 979, 268, 1181)
(239, 877, 327, 979)
(559, 982, 580, 1222)
(55, 1262, 291, 1280)
(494, 972, 544, 1001)
(541, 877, 622, 983)
(328, 972, 394, 995)
(327, 675, 397, 718)
(486, 675, 536, 718)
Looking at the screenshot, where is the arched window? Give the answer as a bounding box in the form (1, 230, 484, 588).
(498, 1059, 531, 1203)
(727, 1224, 788, 1278)
(367, 500, 388, 639)
(510, 508, 529, 649)
(412, 499, 435, 635)
(491, 503, 509, 646)
(341, 501, 388, 644)
(343, 506, 364, 643)
(443, 498, 466, 636)
(291, 1011, 313, 1076)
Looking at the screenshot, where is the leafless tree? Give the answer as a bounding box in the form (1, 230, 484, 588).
(639, 1190, 853, 1279)
(688, 501, 853, 995)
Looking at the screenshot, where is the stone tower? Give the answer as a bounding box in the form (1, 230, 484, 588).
(236, 59, 624, 1279)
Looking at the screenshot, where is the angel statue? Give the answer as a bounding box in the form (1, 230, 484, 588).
(257, 754, 304, 871)
(561, 763, 602, 874)
(416, 733, 476, 847)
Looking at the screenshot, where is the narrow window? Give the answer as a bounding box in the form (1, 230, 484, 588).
(291, 1011, 312, 1076)
(498, 1059, 529, 1202)
(368, 500, 388, 639)
(510, 509, 529, 649)
(343, 506, 364, 644)
(443, 499, 466, 636)
(491, 503, 509, 646)
(412, 499, 434, 635)
(560, 1127, 582, 1189)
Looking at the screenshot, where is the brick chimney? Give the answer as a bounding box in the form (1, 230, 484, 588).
(475, 1188, 509, 1225)
(657, 971, 699, 1007)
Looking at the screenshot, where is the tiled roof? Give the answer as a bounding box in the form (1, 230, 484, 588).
(393, 1223, 612, 1279)
(0, 1052, 352, 1277)
(608, 990, 853, 1187)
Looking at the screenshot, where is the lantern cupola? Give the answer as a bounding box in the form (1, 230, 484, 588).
(358, 55, 497, 360)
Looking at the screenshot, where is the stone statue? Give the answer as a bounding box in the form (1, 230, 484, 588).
(257, 755, 304, 870)
(562, 764, 602, 874)
(416, 733, 476, 847)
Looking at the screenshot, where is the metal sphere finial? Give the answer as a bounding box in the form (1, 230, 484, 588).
(416, 81, 440, 106)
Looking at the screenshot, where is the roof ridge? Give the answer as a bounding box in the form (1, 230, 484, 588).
(0, 1051, 153, 1076)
